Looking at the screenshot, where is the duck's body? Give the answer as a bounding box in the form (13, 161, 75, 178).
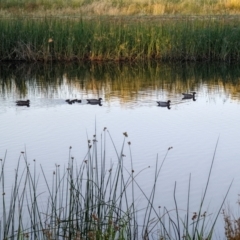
(156, 100, 171, 107)
(16, 102, 30, 107)
(88, 102, 102, 106)
(87, 98, 102, 104)
(66, 99, 81, 104)
(182, 96, 196, 101)
(16, 100, 30, 104)
(182, 92, 196, 98)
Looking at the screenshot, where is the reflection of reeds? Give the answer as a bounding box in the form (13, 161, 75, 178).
(1, 62, 240, 102)
(1, 17, 240, 62)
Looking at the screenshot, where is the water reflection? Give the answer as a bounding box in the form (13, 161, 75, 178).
(0, 62, 240, 103)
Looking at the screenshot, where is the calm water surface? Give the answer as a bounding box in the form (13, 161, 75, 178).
(1, 62, 240, 238)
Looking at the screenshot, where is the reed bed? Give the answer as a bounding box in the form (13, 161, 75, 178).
(0, 129, 230, 239)
(1, 16, 240, 62)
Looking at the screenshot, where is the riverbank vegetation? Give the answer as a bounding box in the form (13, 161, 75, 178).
(1, 16, 240, 62)
(1, 0, 240, 17)
(0, 130, 232, 239)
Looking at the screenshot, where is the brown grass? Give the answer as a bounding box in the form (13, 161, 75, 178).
(223, 197, 240, 240)
(1, 0, 240, 17)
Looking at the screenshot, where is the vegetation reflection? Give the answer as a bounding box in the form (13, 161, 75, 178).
(0, 62, 240, 102)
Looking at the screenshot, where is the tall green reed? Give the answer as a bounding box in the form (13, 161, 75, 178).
(1, 17, 240, 62)
(0, 129, 169, 239)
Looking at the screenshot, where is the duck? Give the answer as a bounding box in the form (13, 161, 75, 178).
(16, 100, 30, 104)
(88, 102, 102, 106)
(16, 102, 30, 107)
(156, 100, 171, 107)
(182, 92, 196, 98)
(86, 98, 102, 104)
(66, 99, 73, 104)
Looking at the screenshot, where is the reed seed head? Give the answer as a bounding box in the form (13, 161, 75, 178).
(69, 146, 72, 149)
(128, 141, 131, 145)
(192, 212, 197, 220)
(103, 127, 107, 131)
(123, 132, 128, 137)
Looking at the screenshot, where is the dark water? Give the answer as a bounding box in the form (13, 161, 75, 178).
(1, 62, 240, 237)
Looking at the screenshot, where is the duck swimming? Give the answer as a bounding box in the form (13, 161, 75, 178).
(156, 100, 171, 107)
(16, 102, 30, 107)
(87, 98, 102, 104)
(16, 100, 30, 104)
(182, 92, 196, 98)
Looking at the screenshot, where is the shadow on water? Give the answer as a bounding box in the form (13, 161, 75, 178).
(1, 62, 240, 102)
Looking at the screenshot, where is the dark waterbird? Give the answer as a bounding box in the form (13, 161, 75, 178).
(88, 102, 102, 106)
(182, 92, 196, 98)
(66, 99, 82, 104)
(182, 92, 197, 101)
(16, 102, 30, 107)
(156, 100, 171, 107)
(87, 98, 102, 104)
(16, 100, 30, 104)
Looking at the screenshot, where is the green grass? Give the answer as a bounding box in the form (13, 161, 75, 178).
(1, 17, 240, 62)
(0, 129, 231, 239)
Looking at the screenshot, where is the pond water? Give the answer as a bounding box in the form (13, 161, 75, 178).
(0, 62, 240, 238)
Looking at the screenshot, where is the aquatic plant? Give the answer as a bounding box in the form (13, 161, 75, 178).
(0, 130, 231, 239)
(1, 16, 240, 62)
(223, 196, 240, 240)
